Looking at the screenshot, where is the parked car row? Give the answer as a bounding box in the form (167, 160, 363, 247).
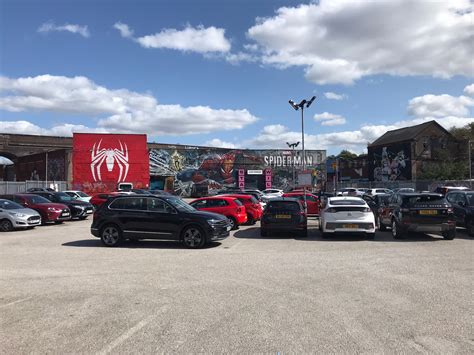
(0, 191, 94, 231)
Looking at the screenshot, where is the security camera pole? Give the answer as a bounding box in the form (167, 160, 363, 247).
(286, 141, 300, 188)
(288, 96, 316, 215)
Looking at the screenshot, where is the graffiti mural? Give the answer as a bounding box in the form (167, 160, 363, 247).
(369, 143, 411, 181)
(149, 147, 326, 196)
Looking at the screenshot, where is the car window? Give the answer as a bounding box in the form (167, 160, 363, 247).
(210, 199, 228, 207)
(329, 199, 365, 206)
(249, 196, 258, 204)
(306, 195, 317, 202)
(406, 195, 446, 205)
(191, 200, 207, 209)
(26, 195, 51, 204)
(267, 201, 300, 211)
(109, 197, 145, 210)
(446, 193, 458, 204)
(232, 199, 243, 206)
(147, 198, 174, 213)
(97, 194, 109, 199)
(76, 192, 89, 197)
(466, 193, 474, 206)
(0, 199, 23, 210)
(55, 193, 74, 202)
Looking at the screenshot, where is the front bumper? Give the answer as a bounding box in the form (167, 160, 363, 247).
(48, 209, 71, 222)
(207, 221, 231, 241)
(11, 215, 41, 228)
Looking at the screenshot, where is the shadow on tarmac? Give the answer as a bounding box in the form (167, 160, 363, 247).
(62, 239, 222, 249)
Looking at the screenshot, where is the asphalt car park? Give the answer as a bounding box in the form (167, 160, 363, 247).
(1, 218, 472, 353)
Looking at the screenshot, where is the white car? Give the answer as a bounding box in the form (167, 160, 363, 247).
(64, 190, 92, 202)
(365, 188, 393, 196)
(319, 196, 375, 239)
(336, 188, 364, 197)
(262, 189, 283, 199)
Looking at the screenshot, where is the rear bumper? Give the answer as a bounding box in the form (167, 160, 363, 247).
(323, 221, 375, 234)
(403, 223, 455, 233)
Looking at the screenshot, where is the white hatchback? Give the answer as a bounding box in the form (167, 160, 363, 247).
(320, 196, 375, 239)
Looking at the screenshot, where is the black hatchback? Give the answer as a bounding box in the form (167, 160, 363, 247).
(446, 190, 474, 236)
(260, 197, 307, 237)
(90, 195, 231, 248)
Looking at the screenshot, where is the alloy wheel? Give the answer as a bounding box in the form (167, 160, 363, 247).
(102, 226, 120, 246)
(183, 227, 203, 248)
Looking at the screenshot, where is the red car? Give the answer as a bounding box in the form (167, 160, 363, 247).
(219, 194, 262, 224)
(190, 196, 247, 229)
(1, 193, 71, 224)
(282, 192, 320, 215)
(90, 192, 135, 208)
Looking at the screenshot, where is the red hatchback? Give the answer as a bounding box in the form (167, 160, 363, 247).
(219, 194, 262, 224)
(282, 192, 320, 215)
(190, 196, 247, 229)
(1, 193, 71, 224)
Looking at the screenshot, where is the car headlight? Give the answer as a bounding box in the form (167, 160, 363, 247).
(207, 219, 222, 226)
(47, 207, 57, 212)
(9, 212, 26, 217)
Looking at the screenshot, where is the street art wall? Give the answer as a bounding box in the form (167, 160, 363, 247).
(73, 133, 149, 193)
(368, 143, 412, 181)
(149, 146, 326, 196)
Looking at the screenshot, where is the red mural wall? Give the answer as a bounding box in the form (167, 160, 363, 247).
(73, 133, 149, 193)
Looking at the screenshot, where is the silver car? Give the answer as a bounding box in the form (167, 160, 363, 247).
(0, 199, 41, 231)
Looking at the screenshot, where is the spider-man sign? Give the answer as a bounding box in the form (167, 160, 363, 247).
(73, 133, 149, 193)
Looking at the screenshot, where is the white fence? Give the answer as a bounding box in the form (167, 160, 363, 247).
(0, 181, 68, 195)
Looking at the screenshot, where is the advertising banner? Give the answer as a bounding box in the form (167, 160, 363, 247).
(73, 133, 149, 193)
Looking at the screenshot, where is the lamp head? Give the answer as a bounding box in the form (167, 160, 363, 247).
(306, 96, 316, 108)
(288, 100, 299, 111)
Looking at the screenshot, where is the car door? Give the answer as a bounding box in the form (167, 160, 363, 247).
(109, 197, 149, 238)
(448, 193, 465, 225)
(381, 194, 395, 225)
(143, 197, 180, 240)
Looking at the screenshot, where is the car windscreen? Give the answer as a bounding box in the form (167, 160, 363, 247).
(267, 201, 300, 212)
(56, 193, 74, 202)
(76, 191, 89, 197)
(164, 197, 195, 212)
(0, 199, 23, 210)
(26, 195, 51, 204)
(329, 199, 365, 206)
(405, 195, 446, 205)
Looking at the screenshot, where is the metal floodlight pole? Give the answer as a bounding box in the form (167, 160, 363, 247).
(287, 142, 300, 188)
(288, 96, 316, 214)
(469, 140, 472, 183)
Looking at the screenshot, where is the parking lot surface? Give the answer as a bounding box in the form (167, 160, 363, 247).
(1, 219, 473, 353)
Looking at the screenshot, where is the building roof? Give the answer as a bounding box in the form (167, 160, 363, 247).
(369, 120, 450, 147)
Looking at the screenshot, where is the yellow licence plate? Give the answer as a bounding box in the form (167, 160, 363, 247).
(419, 210, 437, 215)
(342, 224, 358, 229)
(275, 214, 291, 219)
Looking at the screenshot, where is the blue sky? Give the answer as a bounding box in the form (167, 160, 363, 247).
(0, 0, 473, 154)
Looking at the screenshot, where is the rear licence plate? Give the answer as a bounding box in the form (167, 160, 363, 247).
(419, 210, 437, 215)
(275, 214, 291, 219)
(342, 224, 358, 229)
(62, 212, 70, 216)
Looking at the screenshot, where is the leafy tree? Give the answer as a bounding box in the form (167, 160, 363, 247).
(337, 150, 358, 160)
(449, 123, 474, 141)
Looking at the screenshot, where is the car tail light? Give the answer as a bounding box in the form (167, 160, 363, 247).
(364, 207, 371, 212)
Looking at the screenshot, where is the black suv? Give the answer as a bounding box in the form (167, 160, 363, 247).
(446, 190, 474, 236)
(27, 191, 94, 220)
(379, 193, 456, 239)
(91, 195, 231, 248)
(260, 197, 307, 237)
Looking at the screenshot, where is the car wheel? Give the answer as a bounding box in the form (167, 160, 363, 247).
(391, 219, 404, 239)
(260, 228, 267, 237)
(100, 224, 123, 247)
(0, 219, 13, 232)
(246, 214, 255, 225)
(228, 217, 238, 230)
(366, 233, 375, 240)
(442, 230, 456, 240)
(182, 225, 206, 249)
(377, 217, 387, 231)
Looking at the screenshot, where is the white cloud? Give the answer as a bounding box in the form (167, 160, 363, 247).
(204, 138, 237, 149)
(408, 94, 474, 118)
(114, 23, 231, 53)
(0, 75, 259, 135)
(464, 83, 474, 96)
(0, 121, 107, 136)
(247, 0, 473, 84)
(324, 92, 347, 100)
(38, 21, 90, 38)
(314, 112, 346, 126)
(113, 22, 133, 39)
